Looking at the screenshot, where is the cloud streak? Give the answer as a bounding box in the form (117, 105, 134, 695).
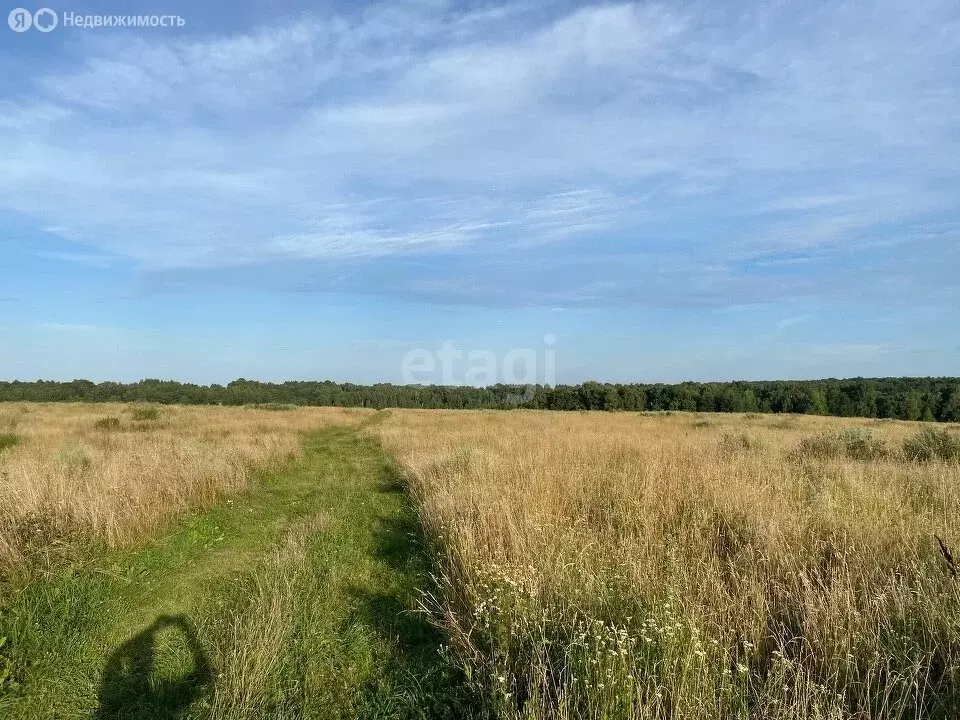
(1, 0, 958, 307)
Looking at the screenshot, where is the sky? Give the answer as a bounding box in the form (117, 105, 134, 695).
(1, 0, 958, 386)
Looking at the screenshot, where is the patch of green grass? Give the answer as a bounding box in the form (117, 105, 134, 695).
(56, 443, 91, 472)
(0, 434, 18, 453)
(0, 427, 476, 720)
(202, 430, 479, 719)
(93, 417, 122, 432)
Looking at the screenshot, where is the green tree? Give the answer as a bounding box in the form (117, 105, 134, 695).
(810, 388, 829, 415)
(603, 386, 622, 411)
(941, 389, 960, 422)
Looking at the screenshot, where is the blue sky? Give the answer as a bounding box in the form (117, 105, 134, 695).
(1, 0, 958, 385)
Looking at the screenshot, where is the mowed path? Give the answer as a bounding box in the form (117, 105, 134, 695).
(1, 424, 473, 719)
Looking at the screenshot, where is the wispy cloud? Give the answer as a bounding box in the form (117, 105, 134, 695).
(38, 322, 113, 335)
(767, 315, 812, 338)
(1, 0, 958, 307)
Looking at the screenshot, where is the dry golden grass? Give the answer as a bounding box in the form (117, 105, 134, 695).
(370, 410, 960, 719)
(5, 403, 960, 717)
(0, 403, 369, 572)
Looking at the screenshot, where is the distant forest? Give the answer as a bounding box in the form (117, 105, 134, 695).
(1, 377, 959, 421)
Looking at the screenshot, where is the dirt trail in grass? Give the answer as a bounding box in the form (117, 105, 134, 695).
(1, 423, 474, 719)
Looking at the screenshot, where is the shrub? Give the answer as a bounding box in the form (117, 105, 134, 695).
(719, 432, 759, 455)
(56, 444, 92, 472)
(93, 417, 121, 432)
(0, 434, 19, 453)
(903, 426, 960, 462)
(770, 417, 797, 430)
(797, 428, 886, 461)
(836, 427, 887, 461)
(130, 406, 160, 422)
(797, 433, 839, 459)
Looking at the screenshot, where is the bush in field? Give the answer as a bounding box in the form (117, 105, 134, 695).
(797, 427, 886, 461)
(797, 433, 838, 459)
(130, 406, 160, 422)
(0, 434, 18, 453)
(56, 443, 92, 473)
(93, 417, 121, 432)
(836, 427, 887, 460)
(903, 426, 960, 462)
(719, 432, 760, 455)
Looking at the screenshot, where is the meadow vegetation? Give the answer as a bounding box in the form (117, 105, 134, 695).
(1, 404, 959, 718)
(0, 403, 366, 575)
(0, 405, 475, 719)
(371, 411, 960, 719)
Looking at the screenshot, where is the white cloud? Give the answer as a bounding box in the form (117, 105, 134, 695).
(0, 0, 957, 306)
(38, 322, 113, 335)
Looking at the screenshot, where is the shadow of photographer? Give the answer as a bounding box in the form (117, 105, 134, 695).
(92, 614, 212, 720)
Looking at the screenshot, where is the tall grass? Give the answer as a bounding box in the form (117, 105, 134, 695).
(903, 426, 960, 462)
(208, 527, 310, 720)
(372, 411, 960, 719)
(0, 403, 367, 574)
(5, 403, 960, 718)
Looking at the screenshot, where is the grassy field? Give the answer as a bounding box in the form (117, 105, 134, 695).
(0, 402, 366, 571)
(0, 405, 475, 718)
(370, 411, 960, 719)
(1, 404, 959, 718)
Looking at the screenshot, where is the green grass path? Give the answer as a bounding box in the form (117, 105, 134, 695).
(0, 424, 475, 719)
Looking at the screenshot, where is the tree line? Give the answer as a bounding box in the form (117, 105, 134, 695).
(0, 377, 959, 421)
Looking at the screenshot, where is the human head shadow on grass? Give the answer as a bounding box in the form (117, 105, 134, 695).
(91, 614, 212, 720)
